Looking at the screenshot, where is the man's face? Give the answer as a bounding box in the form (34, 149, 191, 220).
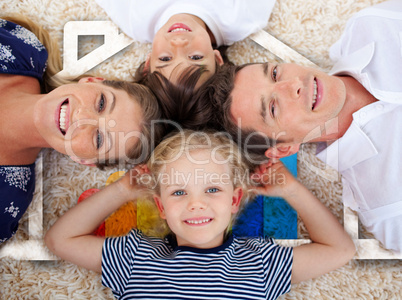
(230, 63, 347, 145)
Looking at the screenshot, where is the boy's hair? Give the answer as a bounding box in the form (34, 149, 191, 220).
(145, 129, 252, 230)
(195, 64, 274, 169)
(133, 48, 233, 132)
(96, 80, 165, 169)
(139, 65, 215, 131)
(133, 45, 232, 83)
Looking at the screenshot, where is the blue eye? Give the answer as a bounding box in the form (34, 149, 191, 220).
(159, 56, 171, 62)
(272, 66, 278, 82)
(189, 55, 203, 60)
(173, 190, 185, 196)
(96, 129, 103, 149)
(270, 101, 275, 118)
(98, 94, 105, 112)
(206, 187, 219, 193)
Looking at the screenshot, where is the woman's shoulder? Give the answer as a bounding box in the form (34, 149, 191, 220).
(0, 18, 48, 82)
(0, 163, 36, 195)
(0, 163, 36, 244)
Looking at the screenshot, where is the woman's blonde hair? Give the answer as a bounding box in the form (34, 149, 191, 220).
(1, 14, 63, 92)
(96, 80, 165, 169)
(146, 129, 253, 232)
(2, 15, 166, 168)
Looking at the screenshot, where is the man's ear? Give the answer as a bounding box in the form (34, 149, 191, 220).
(78, 77, 105, 84)
(69, 156, 97, 167)
(153, 195, 166, 219)
(264, 143, 300, 159)
(231, 187, 243, 214)
(213, 50, 224, 66)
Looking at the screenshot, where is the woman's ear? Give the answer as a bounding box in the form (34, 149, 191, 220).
(78, 77, 105, 84)
(153, 195, 166, 219)
(231, 187, 243, 214)
(213, 50, 224, 66)
(143, 53, 151, 74)
(69, 156, 97, 167)
(264, 143, 300, 159)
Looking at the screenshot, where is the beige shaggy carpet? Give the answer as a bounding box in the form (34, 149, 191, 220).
(1, 0, 401, 299)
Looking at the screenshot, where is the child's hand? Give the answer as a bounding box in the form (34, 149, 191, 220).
(251, 160, 298, 198)
(116, 164, 150, 200)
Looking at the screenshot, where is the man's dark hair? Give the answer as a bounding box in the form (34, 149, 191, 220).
(195, 63, 277, 168)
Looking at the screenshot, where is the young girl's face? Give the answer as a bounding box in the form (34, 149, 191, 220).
(153, 149, 243, 249)
(148, 14, 224, 88)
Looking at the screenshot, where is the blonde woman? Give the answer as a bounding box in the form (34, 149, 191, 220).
(0, 16, 164, 243)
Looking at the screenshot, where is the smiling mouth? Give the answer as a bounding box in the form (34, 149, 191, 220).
(59, 99, 69, 135)
(185, 218, 212, 225)
(312, 78, 318, 110)
(168, 23, 192, 33)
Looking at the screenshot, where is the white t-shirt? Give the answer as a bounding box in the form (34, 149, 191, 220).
(95, 0, 276, 46)
(317, 0, 402, 253)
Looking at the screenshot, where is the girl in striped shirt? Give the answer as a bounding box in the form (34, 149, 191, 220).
(45, 130, 355, 300)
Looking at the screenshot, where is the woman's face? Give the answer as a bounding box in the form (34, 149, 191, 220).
(33, 78, 144, 164)
(149, 14, 223, 88)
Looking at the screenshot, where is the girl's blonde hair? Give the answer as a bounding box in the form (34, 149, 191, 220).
(146, 129, 252, 231)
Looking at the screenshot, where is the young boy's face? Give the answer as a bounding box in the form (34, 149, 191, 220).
(148, 14, 224, 89)
(153, 149, 243, 249)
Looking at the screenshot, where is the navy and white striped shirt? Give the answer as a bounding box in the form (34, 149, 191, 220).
(102, 230, 293, 299)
